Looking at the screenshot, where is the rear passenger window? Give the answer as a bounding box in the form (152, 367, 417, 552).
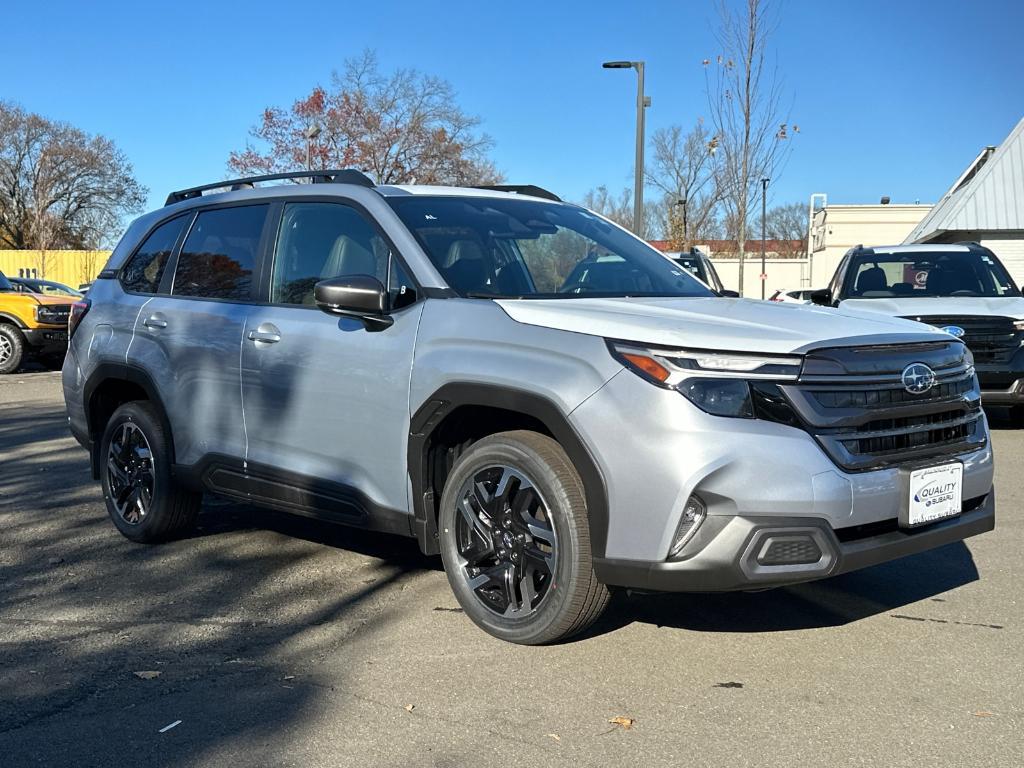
(121, 216, 189, 294)
(172, 205, 267, 301)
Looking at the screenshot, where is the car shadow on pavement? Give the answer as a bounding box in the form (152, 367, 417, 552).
(585, 540, 980, 637)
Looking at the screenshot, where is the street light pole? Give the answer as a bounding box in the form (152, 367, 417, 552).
(602, 60, 650, 237)
(760, 177, 770, 300)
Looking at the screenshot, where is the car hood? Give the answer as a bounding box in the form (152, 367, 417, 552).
(1, 291, 71, 308)
(839, 296, 1024, 320)
(494, 297, 947, 354)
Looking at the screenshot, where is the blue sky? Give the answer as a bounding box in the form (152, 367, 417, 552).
(6, 0, 1023, 215)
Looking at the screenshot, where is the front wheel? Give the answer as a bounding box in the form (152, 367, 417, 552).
(0, 324, 25, 374)
(438, 430, 609, 644)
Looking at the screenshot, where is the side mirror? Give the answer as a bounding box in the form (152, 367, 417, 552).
(314, 275, 392, 329)
(718, 289, 740, 298)
(809, 289, 832, 307)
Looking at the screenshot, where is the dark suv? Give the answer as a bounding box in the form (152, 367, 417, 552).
(813, 242, 1024, 417)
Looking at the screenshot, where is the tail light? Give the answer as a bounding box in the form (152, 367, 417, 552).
(69, 298, 91, 339)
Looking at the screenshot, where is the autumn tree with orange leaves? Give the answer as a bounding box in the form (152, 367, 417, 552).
(229, 51, 502, 186)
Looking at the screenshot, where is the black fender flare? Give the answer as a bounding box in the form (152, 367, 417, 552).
(82, 361, 176, 476)
(0, 311, 28, 329)
(408, 382, 610, 558)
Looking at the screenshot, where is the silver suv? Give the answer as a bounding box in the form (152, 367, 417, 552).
(63, 170, 996, 644)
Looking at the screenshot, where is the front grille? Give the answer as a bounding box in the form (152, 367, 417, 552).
(781, 341, 986, 471)
(904, 315, 1021, 365)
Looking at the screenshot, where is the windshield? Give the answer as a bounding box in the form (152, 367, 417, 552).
(386, 196, 714, 299)
(0, 271, 12, 292)
(844, 251, 1019, 298)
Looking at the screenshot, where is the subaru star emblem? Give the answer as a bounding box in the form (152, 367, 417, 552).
(901, 363, 936, 395)
(940, 325, 965, 338)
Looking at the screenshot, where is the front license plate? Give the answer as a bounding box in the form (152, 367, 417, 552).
(904, 463, 963, 528)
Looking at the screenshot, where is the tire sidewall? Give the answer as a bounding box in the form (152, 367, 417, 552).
(438, 436, 588, 644)
(0, 325, 25, 375)
(99, 402, 174, 542)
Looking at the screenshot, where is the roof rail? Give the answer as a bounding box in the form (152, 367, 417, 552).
(473, 185, 561, 202)
(165, 169, 375, 206)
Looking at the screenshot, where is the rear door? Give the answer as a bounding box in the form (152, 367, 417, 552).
(239, 200, 423, 523)
(132, 203, 270, 467)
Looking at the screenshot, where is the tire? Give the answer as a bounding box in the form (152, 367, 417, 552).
(438, 430, 610, 644)
(99, 401, 200, 543)
(1009, 405, 1024, 427)
(0, 324, 25, 375)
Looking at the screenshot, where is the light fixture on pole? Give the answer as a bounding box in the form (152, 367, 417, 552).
(760, 177, 770, 300)
(602, 60, 650, 237)
(304, 123, 322, 171)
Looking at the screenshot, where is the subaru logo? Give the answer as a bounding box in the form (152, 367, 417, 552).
(901, 363, 936, 395)
(940, 325, 965, 338)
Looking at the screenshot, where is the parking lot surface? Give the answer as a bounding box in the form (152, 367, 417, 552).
(1, 370, 1021, 767)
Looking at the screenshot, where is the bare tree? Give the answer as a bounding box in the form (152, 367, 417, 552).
(0, 103, 146, 259)
(229, 50, 502, 186)
(765, 201, 807, 257)
(646, 121, 722, 249)
(580, 185, 660, 236)
(705, 0, 797, 294)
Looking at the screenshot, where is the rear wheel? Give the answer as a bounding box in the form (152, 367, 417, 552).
(100, 401, 200, 542)
(438, 430, 609, 644)
(0, 324, 25, 374)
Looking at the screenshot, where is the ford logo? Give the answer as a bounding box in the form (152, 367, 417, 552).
(940, 325, 965, 338)
(902, 363, 936, 395)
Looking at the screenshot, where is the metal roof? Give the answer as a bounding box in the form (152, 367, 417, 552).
(906, 116, 1024, 243)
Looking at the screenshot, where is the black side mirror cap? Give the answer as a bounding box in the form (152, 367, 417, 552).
(809, 289, 833, 306)
(314, 275, 392, 329)
(718, 289, 740, 298)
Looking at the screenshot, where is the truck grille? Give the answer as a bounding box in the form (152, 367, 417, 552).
(780, 341, 986, 471)
(902, 315, 1020, 364)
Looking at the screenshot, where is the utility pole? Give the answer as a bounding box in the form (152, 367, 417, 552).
(760, 178, 770, 300)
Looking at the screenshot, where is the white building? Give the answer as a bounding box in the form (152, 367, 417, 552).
(905, 116, 1024, 283)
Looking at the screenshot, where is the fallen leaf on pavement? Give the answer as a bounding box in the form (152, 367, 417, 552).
(405, 704, 415, 712)
(974, 711, 994, 717)
(608, 716, 635, 730)
(547, 733, 561, 741)
(134, 671, 161, 680)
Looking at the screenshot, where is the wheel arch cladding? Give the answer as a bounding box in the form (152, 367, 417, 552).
(408, 383, 609, 558)
(84, 363, 176, 478)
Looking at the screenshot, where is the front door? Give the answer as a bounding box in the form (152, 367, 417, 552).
(240, 201, 422, 523)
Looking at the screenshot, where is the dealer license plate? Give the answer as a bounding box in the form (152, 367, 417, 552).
(904, 463, 963, 528)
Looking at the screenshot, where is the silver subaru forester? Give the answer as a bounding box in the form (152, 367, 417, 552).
(62, 170, 995, 644)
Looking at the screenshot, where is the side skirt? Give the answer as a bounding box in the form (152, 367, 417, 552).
(172, 454, 414, 538)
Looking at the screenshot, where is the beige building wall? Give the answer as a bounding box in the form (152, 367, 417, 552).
(707, 257, 807, 298)
(0, 250, 111, 288)
(810, 204, 932, 288)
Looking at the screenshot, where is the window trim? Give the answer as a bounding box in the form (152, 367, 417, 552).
(258, 196, 423, 313)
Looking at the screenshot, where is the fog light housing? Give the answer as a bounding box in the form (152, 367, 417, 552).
(668, 494, 706, 558)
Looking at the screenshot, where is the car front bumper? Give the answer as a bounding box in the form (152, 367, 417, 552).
(593, 490, 994, 591)
(23, 326, 69, 355)
(978, 376, 1024, 405)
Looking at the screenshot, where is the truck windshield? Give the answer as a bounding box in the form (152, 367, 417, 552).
(844, 251, 1019, 298)
(386, 196, 714, 299)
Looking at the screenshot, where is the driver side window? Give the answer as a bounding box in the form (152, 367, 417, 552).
(271, 203, 389, 306)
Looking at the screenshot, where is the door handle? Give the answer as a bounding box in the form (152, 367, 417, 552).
(143, 316, 167, 329)
(247, 329, 281, 344)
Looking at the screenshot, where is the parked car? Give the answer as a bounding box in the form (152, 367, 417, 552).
(0, 270, 73, 373)
(671, 248, 736, 295)
(63, 171, 995, 644)
(812, 243, 1024, 418)
(769, 288, 816, 304)
(10, 277, 85, 299)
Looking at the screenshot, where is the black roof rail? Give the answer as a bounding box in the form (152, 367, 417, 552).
(165, 169, 375, 206)
(473, 185, 562, 202)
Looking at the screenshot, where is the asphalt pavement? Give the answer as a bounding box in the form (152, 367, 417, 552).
(0, 370, 1020, 767)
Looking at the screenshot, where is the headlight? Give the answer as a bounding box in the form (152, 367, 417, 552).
(34, 306, 64, 323)
(609, 342, 802, 418)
